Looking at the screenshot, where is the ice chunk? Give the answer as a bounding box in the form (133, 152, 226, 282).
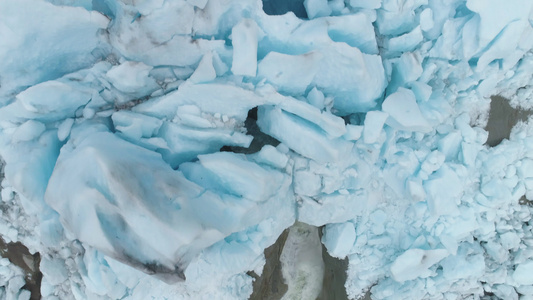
(108, 1, 224, 67)
(106, 61, 158, 95)
(518, 159, 533, 179)
(257, 106, 353, 163)
(249, 145, 289, 169)
(395, 53, 424, 84)
(478, 20, 533, 71)
(438, 131, 462, 161)
(322, 222, 356, 258)
(313, 44, 387, 114)
(134, 83, 266, 121)
(382, 88, 431, 133)
(513, 260, 533, 285)
(307, 87, 325, 109)
(155, 124, 252, 168)
(325, 13, 378, 54)
(112, 111, 163, 141)
(11, 120, 46, 143)
(45, 133, 197, 280)
(257, 51, 322, 95)
(298, 192, 371, 226)
(48, 131, 294, 281)
(376, 1, 419, 36)
(385, 26, 423, 53)
(0, 80, 93, 123)
(7, 275, 26, 299)
(465, 0, 533, 54)
(407, 180, 426, 202)
(190, 152, 286, 202)
(294, 170, 321, 197)
(40, 257, 68, 286)
(390, 248, 448, 282)
(363, 111, 388, 144)
(0, 131, 62, 214)
(420, 8, 434, 31)
(304, 0, 332, 19)
(0, 0, 108, 96)
(175, 106, 215, 129)
(419, 151, 445, 178)
(189, 52, 217, 83)
(231, 19, 264, 76)
(276, 96, 347, 138)
(344, 125, 364, 141)
(440, 244, 485, 281)
(423, 165, 463, 216)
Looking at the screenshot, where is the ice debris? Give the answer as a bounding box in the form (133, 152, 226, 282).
(0, 0, 533, 299)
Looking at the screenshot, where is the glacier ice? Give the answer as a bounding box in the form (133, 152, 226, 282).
(0, 0, 533, 299)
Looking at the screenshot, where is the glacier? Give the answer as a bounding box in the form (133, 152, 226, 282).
(0, 0, 533, 299)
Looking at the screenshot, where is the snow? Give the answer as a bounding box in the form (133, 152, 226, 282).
(1, 0, 533, 299)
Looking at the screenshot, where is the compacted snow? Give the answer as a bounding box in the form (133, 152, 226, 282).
(1, 0, 533, 299)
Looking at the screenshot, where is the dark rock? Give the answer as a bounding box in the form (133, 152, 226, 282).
(485, 96, 532, 147)
(0, 237, 42, 300)
(248, 229, 289, 300)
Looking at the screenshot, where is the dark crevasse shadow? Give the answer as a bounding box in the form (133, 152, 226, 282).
(261, 0, 308, 19)
(485, 96, 532, 147)
(220, 107, 280, 154)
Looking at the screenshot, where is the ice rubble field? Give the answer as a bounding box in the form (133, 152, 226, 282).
(1, 0, 533, 299)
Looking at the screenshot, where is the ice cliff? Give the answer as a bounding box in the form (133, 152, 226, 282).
(1, 0, 533, 299)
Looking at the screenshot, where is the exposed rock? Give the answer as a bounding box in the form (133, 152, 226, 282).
(248, 229, 289, 300)
(0, 238, 42, 300)
(486, 96, 532, 147)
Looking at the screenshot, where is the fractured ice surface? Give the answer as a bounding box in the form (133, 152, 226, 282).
(1, 0, 533, 299)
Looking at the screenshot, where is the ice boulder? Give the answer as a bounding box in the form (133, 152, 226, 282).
(0, 0, 109, 97)
(513, 260, 533, 286)
(382, 88, 431, 133)
(45, 132, 294, 282)
(390, 248, 449, 283)
(322, 222, 356, 258)
(231, 19, 264, 77)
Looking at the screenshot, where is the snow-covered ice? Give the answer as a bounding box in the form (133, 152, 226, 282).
(1, 0, 533, 299)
